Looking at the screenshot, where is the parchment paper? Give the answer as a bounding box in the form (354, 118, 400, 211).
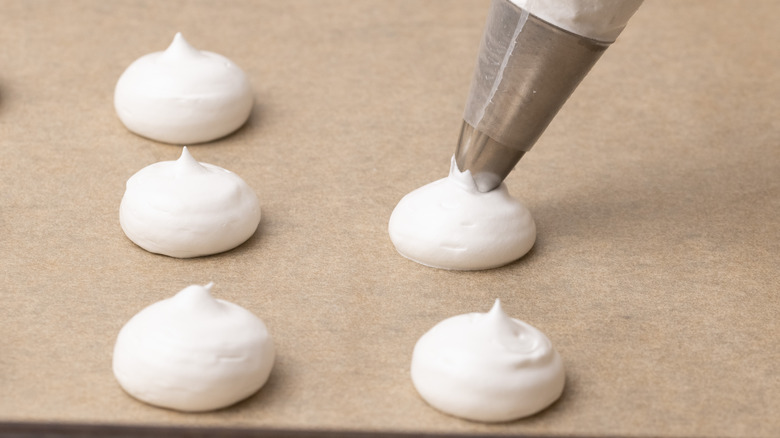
(1, 1, 778, 436)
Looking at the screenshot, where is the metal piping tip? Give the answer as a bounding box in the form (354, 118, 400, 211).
(456, 0, 610, 192)
(455, 121, 525, 192)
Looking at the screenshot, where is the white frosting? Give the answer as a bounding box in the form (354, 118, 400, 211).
(114, 32, 253, 144)
(113, 283, 275, 412)
(509, 0, 643, 42)
(119, 147, 261, 258)
(388, 157, 535, 270)
(411, 300, 565, 422)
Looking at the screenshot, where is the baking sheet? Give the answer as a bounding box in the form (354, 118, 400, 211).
(1, 1, 778, 436)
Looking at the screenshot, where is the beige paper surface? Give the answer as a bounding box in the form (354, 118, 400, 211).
(1, 1, 778, 436)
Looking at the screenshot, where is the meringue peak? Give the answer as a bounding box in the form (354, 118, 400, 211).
(482, 299, 518, 337)
(172, 282, 224, 315)
(161, 32, 202, 62)
(174, 146, 208, 177)
(481, 299, 537, 353)
(448, 156, 479, 192)
(486, 298, 504, 319)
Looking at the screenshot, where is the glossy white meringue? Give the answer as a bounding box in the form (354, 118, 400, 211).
(119, 147, 261, 258)
(113, 283, 275, 412)
(114, 32, 253, 144)
(388, 157, 535, 270)
(411, 300, 565, 422)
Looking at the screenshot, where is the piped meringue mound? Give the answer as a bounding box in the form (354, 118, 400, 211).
(114, 32, 253, 144)
(113, 283, 275, 412)
(388, 157, 535, 270)
(119, 147, 261, 258)
(411, 300, 565, 422)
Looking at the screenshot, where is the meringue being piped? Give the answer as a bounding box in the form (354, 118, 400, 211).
(114, 32, 254, 144)
(119, 147, 261, 258)
(411, 300, 565, 422)
(388, 157, 535, 270)
(113, 283, 275, 412)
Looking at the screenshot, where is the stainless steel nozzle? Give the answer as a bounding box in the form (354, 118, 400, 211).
(455, 0, 611, 192)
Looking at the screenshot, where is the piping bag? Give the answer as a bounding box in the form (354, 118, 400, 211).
(455, 0, 643, 192)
